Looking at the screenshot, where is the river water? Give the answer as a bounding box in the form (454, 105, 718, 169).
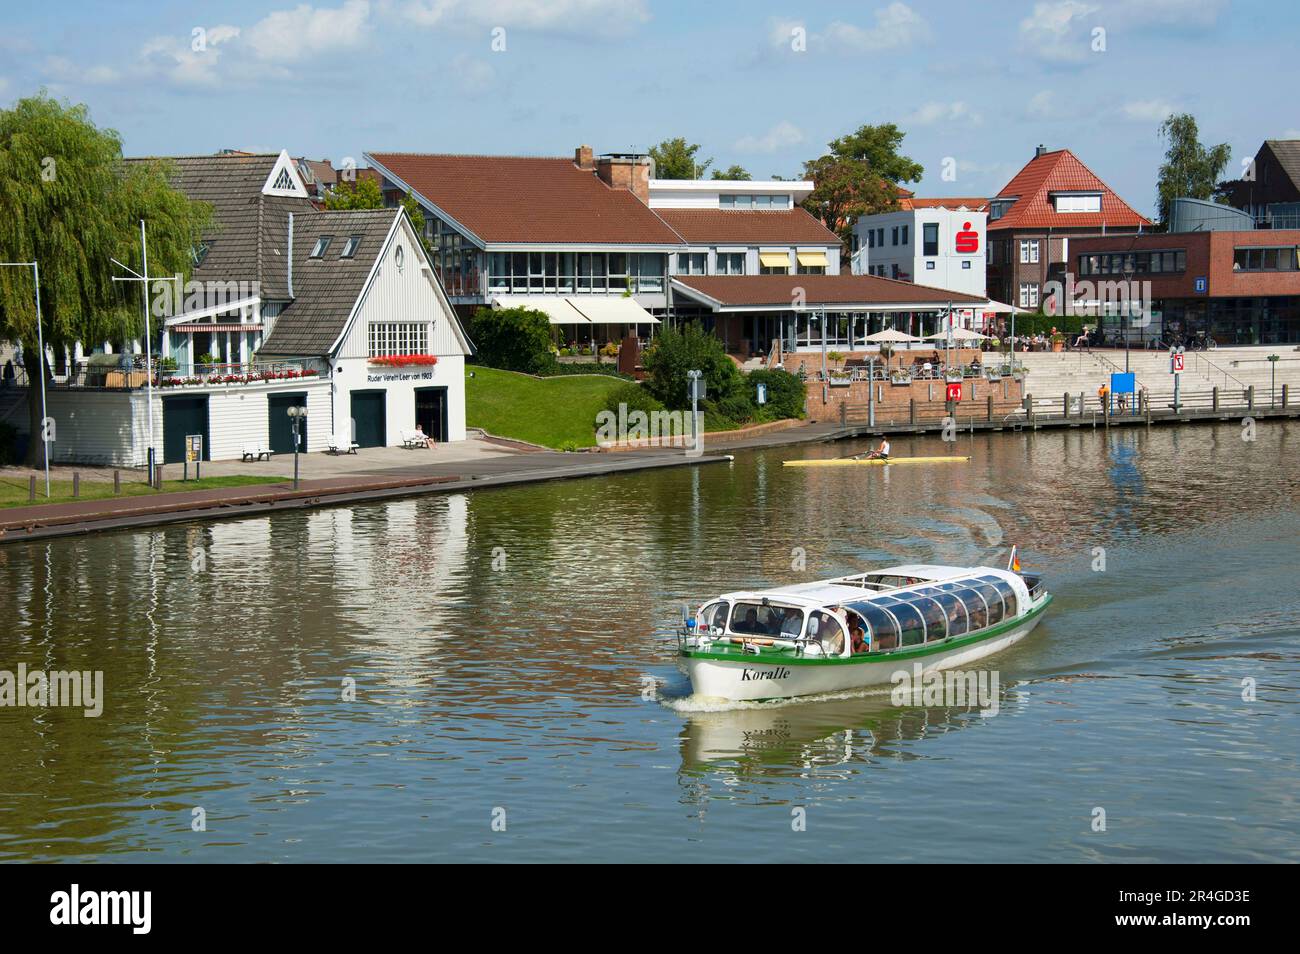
(1, 421, 1298, 862)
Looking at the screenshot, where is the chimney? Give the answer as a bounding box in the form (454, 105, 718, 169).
(1035, 144, 1047, 158)
(575, 144, 594, 171)
(595, 153, 651, 204)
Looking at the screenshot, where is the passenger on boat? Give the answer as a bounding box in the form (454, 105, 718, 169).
(848, 613, 870, 653)
(779, 608, 804, 638)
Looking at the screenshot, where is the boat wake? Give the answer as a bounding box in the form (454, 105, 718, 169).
(660, 683, 895, 714)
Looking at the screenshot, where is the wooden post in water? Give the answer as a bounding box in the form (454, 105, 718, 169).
(1063, 392, 1070, 418)
(909, 399, 916, 425)
(1212, 387, 1219, 412)
(986, 393, 994, 422)
(1247, 385, 1255, 411)
(1283, 383, 1290, 409)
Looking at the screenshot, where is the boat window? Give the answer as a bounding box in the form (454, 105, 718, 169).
(696, 600, 730, 634)
(978, 575, 1020, 618)
(850, 603, 901, 653)
(875, 598, 925, 647)
(729, 602, 802, 638)
(807, 611, 846, 655)
(927, 590, 969, 636)
(956, 587, 988, 630)
(907, 596, 948, 641)
(974, 584, 1004, 625)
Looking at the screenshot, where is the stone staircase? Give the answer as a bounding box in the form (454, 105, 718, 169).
(1017, 348, 1248, 405)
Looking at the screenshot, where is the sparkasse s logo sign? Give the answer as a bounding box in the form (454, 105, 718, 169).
(49, 884, 151, 935)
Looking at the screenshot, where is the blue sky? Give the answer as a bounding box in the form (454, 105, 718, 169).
(1, 0, 1292, 217)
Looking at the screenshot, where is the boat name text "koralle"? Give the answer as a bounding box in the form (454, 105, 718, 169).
(741, 667, 791, 681)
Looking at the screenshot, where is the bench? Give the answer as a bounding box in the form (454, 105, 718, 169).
(241, 443, 274, 462)
(327, 433, 359, 455)
(400, 429, 431, 449)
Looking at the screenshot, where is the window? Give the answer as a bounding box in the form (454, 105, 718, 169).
(955, 587, 988, 630)
(806, 611, 845, 654)
(310, 236, 333, 258)
(974, 584, 1004, 625)
(1019, 239, 1039, 264)
(1079, 249, 1187, 276)
(921, 587, 968, 637)
(696, 600, 731, 634)
(677, 252, 706, 275)
(891, 226, 899, 246)
(719, 194, 791, 210)
(910, 596, 948, 641)
(716, 252, 745, 275)
(853, 603, 900, 652)
(191, 241, 212, 267)
(1233, 246, 1299, 271)
(1019, 283, 1040, 308)
(875, 598, 926, 647)
(1053, 193, 1102, 213)
(867, 230, 875, 249)
(729, 602, 800, 637)
(978, 576, 1019, 617)
(901, 225, 909, 246)
(876, 228, 885, 247)
(759, 252, 790, 274)
(341, 235, 362, 259)
(962, 260, 971, 269)
(368, 322, 428, 357)
(923, 223, 939, 257)
(926, 261, 936, 270)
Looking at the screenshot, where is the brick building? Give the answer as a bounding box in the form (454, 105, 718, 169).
(986, 145, 1149, 310)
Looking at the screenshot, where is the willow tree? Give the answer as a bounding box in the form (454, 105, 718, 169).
(0, 92, 209, 466)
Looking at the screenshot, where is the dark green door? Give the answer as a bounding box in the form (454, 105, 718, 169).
(162, 396, 209, 463)
(350, 390, 386, 448)
(267, 392, 308, 454)
(414, 387, 448, 443)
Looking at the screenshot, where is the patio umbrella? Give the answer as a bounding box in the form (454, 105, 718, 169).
(863, 328, 923, 342)
(924, 327, 991, 341)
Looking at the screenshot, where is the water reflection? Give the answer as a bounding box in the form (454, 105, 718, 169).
(0, 422, 1298, 861)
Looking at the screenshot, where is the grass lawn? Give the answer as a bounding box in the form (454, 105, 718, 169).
(466, 366, 625, 448)
(0, 474, 290, 509)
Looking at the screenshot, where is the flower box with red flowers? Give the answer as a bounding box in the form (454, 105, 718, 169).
(368, 355, 439, 368)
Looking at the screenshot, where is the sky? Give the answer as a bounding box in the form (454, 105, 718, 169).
(0, 0, 1293, 218)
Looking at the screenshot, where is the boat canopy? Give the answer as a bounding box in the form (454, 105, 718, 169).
(717, 565, 1020, 610)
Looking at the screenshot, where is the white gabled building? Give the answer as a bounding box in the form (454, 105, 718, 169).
(16, 151, 471, 467)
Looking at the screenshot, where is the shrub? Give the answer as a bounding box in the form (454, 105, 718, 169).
(603, 381, 665, 417)
(642, 322, 747, 417)
(747, 368, 805, 420)
(468, 306, 555, 374)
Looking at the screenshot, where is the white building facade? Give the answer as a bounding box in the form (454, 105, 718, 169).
(852, 206, 988, 298)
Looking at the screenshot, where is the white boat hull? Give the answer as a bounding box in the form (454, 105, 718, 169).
(683, 612, 1044, 702)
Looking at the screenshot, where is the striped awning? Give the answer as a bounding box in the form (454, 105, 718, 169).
(172, 324, 263, 333)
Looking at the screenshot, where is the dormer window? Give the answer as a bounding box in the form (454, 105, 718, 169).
(989, 198, 1016, 221)
(191, 241, 212, 267)
(341, 235, 362, 259)
(310, 236, 333, 258)
(1052, 192, 1102, 213)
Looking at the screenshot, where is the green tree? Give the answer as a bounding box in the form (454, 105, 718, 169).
(467, 306, 554, 374)
(323, 176, 383, 209)
(649, 137, 711, 179)
(711, 164, 751, 181)
(641, 322, 750, 424)
(1155, 113, 1231, 228)
(0, 92, 210, 466)
(801, 123, 923, 244)
(326, 177, 428, 253)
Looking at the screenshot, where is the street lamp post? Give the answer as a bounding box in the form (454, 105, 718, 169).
(1, 261, 50, 497)
(287, 404, 305, 489)
(111, 220, 160, 483)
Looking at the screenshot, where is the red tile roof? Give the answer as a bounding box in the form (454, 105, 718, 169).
(900, 196, 988, 211)
(655, 208, 839, 245)
(673, 274, 984, 309)
(366, 152, 683, 246)
(988, 149, 1149, 231)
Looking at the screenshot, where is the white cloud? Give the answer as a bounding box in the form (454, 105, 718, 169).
(401, 0, 649, 37)
(137, 26, 241, 87)
(245, 0, 372, 62)
(1019, 0, 1099, 63)
(824, 3, 930, 53)
(44, 55, 123, 86)
(906, 101, 982, 126)
(1027, 90, 1056, 119)
(1121, 99, 1177, 122)
(734, 120, 804, 154)
(1121, 0, 1225, 27)
(768, 4, 929, 56)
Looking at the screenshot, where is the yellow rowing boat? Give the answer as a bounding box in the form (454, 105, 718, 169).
(783, 456, 971, 468)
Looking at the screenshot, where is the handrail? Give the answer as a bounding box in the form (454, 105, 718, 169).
(1191, 350, 1246, 392)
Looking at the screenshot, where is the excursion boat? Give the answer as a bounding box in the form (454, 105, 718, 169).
(678, 563, 1051, 702)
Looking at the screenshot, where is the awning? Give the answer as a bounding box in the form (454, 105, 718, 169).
(492, 296, 589, 324)
(491, 295, 659, 325)
(569, 296, 659, 324)
(172, 324, 263, 333)
(796, 251, 828, 268)
(758, 252, 790, 269)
